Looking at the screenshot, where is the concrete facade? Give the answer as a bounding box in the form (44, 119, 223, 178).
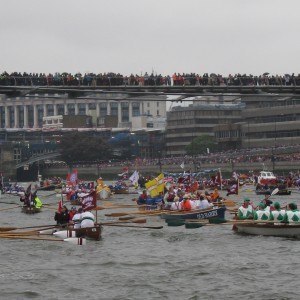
(0, 93, 167, 129)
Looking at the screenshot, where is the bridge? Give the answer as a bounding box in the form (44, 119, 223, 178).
(1, 85, 300, 99)
(16, 152, 61, 169)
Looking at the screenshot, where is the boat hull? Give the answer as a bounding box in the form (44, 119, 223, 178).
(160, 207, 226, 221)
(255, 189, 291, 195)
(234, 224, 300, 238)
(53, 225, 102, 241)
(21, 206, 42, 214)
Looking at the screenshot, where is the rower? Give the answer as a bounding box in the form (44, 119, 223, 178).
(71, 207, 82, 229)
(254, 202, 271, 221)
(269, 202, 285, 223)
(198, 194, 212, 210)
(137, 190, 148, 205)
(54, 205, 70, 227)
(283, 203, 300, 224)
(181, 194, 192, 211)
(237, 198, 254, 220)
(80, 210, 96, 228)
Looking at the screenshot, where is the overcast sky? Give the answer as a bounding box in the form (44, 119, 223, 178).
(1, 0, 299, 76)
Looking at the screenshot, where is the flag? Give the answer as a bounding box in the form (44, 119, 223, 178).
(57, 200, 63, 213)
(232, 172, 238, 180)
(129, 170, 139, 185)
(215, 168, 223, 190)
(145, 173, 165, 198)
(66, 169, 78, 186)
(81, 191, 97, 211)
(180, 162, 185, 169)
(25, 184, 31, 196)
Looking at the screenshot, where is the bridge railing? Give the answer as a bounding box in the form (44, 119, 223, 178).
(1, 74, 300, 87)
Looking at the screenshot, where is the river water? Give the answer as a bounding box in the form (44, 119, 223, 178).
(0, 186, 300, 300)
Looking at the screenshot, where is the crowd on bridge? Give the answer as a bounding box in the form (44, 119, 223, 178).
(1, 71, 300, 87)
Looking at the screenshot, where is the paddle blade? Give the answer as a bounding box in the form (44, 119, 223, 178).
(105, 212, 129, 217)
(64, 237, 86, 245)
(271, 188, 279, 196)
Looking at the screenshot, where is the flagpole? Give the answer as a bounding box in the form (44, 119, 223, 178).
(219, 168, 223, 190)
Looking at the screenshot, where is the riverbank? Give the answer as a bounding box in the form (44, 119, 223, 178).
(41, 159, 300, 180)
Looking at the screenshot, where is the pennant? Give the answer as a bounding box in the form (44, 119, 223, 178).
(81, 191, 97, 211)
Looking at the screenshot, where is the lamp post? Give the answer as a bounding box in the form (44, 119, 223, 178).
(247, 121, 250, 149)
(274, 117, 277, 148)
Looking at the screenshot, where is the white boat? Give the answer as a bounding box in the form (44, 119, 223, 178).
(258, 171, 277, 185)
(233, 223, 300, 238)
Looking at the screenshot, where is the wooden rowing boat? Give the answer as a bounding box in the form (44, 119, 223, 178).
(21, 206, 42, 214)
(233, 223, 300, 238)
(53, 225, 102, 241)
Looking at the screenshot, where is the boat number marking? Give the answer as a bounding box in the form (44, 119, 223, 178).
(196, 210, 218, 219)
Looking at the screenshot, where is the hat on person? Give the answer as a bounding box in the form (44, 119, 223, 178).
(258, 202, 265, 208)
(183, 194, 189, 199)
(273, 202, 280, 209)
(174, 196, 179, 202)
(288, 202, 297, 210)
(244, 197, 250, 202)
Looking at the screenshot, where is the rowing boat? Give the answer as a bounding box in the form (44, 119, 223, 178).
(233, 223, 300, 238)
(21, 206, 42, 214)
(160, 207, 226, 221)
(53, 225, 102, 241)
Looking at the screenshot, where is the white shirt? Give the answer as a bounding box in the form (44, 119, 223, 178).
(80, 211, 95, 228)
(72, 213, 82, 229)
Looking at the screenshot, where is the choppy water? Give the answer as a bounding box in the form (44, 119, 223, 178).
(0, 186, 300, 300)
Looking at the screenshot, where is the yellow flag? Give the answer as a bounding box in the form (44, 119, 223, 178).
(145, 173, 165, 197)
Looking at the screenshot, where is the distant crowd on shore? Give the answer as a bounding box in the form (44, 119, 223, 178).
(1, 71, 300, 87)
(45, 144, 300, 169)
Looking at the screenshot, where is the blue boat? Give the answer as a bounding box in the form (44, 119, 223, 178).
(160, 207, 226, 221)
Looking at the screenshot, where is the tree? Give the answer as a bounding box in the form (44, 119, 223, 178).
(186, 135, 217, 155)
(59, 132, 112, 166)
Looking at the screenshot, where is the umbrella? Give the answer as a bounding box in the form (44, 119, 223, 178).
(263, 72, 269, 76)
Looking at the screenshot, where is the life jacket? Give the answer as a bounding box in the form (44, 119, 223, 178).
(182, 200, 192, 211)
(34, 197, 43, 208)
(285, 210, 300, 223)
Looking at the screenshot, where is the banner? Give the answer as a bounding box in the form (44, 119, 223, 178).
(145, 173, 165, 198)
(66, 169, 78, 186)
(81, 191, 97, 211)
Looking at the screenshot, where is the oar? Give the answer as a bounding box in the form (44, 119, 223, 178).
(102, 224, 163, 229)
(212, 200, 237, 207)
(99, 218, 147, 225)
(0, 234, 86, 244)
(0, 205, 21, 212)
(0, 224, 58, 232)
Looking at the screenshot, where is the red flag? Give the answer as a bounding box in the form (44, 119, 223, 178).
(81, 191, 97, 211)
(66, 169, 78, 186)
(57, 200, 63, 213)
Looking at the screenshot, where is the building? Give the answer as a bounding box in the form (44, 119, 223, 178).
(0, 93, 167, 129)
(165, 97, 244, 155)
(215, 95, 300, 149)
